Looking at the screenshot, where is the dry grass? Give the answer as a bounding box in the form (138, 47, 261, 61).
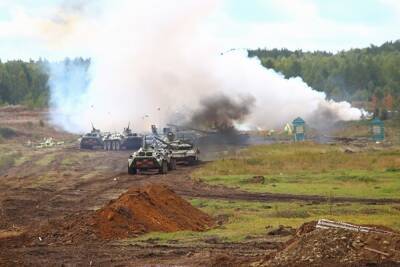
(195, 142, 400, 177)
(193, 143, 400, 198)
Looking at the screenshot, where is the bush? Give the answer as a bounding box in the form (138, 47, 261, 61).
(0, 127, 17, 139)
(386, 167, 400, 172)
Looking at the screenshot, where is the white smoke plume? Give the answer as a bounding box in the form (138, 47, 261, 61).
(42, 0, 363, 133)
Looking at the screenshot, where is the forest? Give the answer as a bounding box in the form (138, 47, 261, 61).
(0, 58, 90, 108)
(249, 40, 400, 110)
(0, 41, 399, 109)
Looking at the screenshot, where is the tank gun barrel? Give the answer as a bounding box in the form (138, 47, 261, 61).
(153, 136, 171, 148)
(166, 123, 215, 134)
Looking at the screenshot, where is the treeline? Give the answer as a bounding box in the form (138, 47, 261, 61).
(249, 41, 400, 109)
(0, 58, 90, 108)
(2, 41, 400, 109)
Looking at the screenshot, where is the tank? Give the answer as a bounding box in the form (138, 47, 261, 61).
(80, 125, 104, 149)
(154, 134, 200, 165)
(128, 136, 176, 174)
(167, 123, 249, 146)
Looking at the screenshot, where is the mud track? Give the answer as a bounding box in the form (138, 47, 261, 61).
(1, 149, 399, 228)
(1, 107, 399, 266)
(1, 147, 400, 266)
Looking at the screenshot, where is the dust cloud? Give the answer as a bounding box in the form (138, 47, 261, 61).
(37, 0, 363, 133)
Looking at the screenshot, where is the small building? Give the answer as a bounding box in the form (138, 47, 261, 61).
(292, 117, 306, 142)
(371, 118, 384, 142)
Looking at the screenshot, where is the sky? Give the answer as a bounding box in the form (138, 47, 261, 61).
(0, 0, 399, 60)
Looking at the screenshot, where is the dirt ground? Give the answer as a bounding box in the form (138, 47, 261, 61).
(1, 106, 399, 266)
(0, 107, 281, 266)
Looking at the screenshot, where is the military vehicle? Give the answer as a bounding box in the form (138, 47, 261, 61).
(154, 134, 199, 165)
(128, 136, 176, 174)
(80, 125, 104, 149)
(103, 123, 143, 151)
(167, 123, 249, 146)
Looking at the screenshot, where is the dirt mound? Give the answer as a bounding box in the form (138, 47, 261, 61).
(262, 222, 400, 267)
(29, 185, 214, 243)
(91, 184, 214, 239)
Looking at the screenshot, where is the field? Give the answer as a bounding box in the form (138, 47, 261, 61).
(193, 143, 400, 198)
(1, 106, 400, 266)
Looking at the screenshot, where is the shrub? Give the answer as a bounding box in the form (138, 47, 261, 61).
(0, 127, 17, 139)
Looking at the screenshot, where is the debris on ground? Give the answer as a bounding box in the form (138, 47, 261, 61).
(33, 137, 65, 148)
(316, 219, 395, 234)
(246, 176, 265, 184)
(341, 146, 359, 153)
(260, 220, 400, 267)
(267, 225, 296, 236)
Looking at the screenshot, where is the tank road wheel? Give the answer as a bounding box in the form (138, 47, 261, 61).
(128, 164, 137, 175)
(188, 156, 198, 166)
(168, 159, 176, 170)
(159, 161, 168, 174)
(115, 141, 120, 151)
(172, 158, 177, 170)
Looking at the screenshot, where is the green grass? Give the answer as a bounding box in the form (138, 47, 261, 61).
(196, 170, 400, 199)
(193, 143, 400, 199)
(120, 198, 400, 245)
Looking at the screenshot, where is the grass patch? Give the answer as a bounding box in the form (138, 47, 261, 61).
(195, 143, 400, 177)
(197, 171, 400, 199)
(193, 143, 400, 199)
(120, 198, 400, 245)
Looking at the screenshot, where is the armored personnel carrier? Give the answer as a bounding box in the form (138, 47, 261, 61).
(122, 124, 143, 150)
(103, 123, 143, 151)
(128, 136, 176, 174)
(80, 125, 104, 149)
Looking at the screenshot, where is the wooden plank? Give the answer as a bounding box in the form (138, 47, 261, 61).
(364, 247, 390, 257)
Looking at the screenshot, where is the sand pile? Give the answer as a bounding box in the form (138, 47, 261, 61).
(262, 221, 400, 266)
(91, 184, 214, 239)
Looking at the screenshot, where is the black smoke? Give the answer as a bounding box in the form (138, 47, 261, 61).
(308, 102, 345, 131)
(189, 94, 255, 133)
